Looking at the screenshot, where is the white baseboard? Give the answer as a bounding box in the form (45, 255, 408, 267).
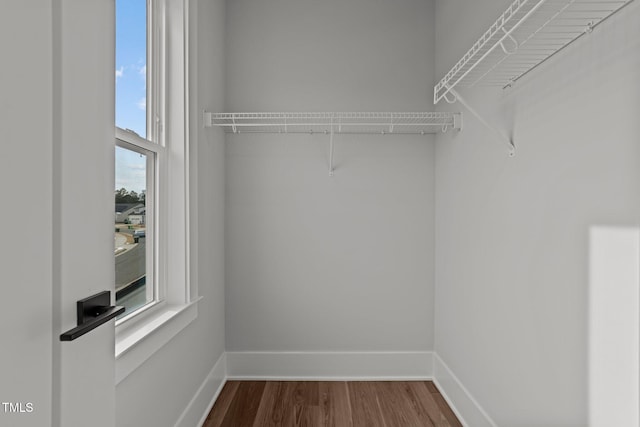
(433, 353, 497, 427)
(174, 352, 227, 427)
(173, 351, 494, 427)
(226, 351, 434, 380)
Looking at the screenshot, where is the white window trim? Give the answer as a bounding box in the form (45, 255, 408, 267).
(115, 0, 200, 384)
(115, 131, 161, 323)
(115, 298, 201, 384)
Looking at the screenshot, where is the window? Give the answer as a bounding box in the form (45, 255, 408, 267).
(115, 0, 156, 321)
(115, 139, 156, 319)
(114, 0, 191, 329)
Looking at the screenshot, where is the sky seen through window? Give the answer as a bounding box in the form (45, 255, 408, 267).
(115, 0, 147, 195)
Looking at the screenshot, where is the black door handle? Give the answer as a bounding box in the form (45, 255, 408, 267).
(60, 291, 125, 341)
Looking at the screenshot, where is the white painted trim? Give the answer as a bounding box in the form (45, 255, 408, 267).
(170, 351, 495, 427)
(115, 298, 201, 384)
(432, 353, 497, 427)
(174, 352, 227, 427)
(226, 351, 433, 380)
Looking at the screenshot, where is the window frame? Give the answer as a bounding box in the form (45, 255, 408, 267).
(114, 0, 198, 383)
(115, 131, 162, 324)
(114, 0, 165, 325)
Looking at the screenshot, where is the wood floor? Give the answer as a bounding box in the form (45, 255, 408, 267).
(203, 381, 462, 427)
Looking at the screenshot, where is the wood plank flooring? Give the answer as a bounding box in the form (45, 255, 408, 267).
(203, 381, 462, 427)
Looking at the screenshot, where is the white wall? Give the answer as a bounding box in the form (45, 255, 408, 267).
(115, 0, 227, 425)
(224, 0, 436, 354)
(0, 2, 53, 426)
(434, 0, 640, 425)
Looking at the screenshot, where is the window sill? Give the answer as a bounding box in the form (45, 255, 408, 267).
(115, 296, 203, 385)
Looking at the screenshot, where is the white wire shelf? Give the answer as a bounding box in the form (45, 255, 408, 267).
(434, 0, 635, 104)
(204, 112, 462, 135)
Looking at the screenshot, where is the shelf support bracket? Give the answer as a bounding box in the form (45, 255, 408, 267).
(499, 28, 519, 54)
(329, 115, 335, 176)
(203, 110, 213, 128)
(443, 91, 458, 104)
(448, 87, 515, 157)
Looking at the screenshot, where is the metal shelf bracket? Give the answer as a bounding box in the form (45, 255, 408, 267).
(449, 88, 515, 157)
(329, 115, 335, 176)
(499, 28, 519, 55)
